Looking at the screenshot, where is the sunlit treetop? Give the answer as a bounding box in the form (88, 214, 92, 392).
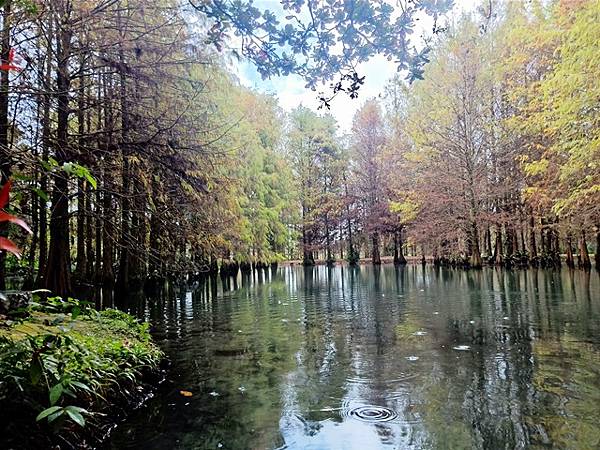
(191, 0, 454, 108)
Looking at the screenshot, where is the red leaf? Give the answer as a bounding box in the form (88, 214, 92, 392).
(0, 180, 10, 208)
(0, 237, 21, 258)
(0, 49, 21, 71)
(0, 211, 32, 234)
(0, 64, 21, 71)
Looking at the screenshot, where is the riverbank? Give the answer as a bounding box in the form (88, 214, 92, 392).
(0, 300, 164, 449)
(281, 256, 425, 266)
(281, 254, 597, 269)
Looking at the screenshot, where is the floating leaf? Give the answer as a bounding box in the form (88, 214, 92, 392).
(453, 345, 471, 351)
(180, 390, 193, 397)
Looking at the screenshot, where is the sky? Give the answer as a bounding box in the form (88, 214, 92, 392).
(232, 0, 479, 133)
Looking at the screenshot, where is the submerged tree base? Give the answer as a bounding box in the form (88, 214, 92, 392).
(0, 304, 164, 449)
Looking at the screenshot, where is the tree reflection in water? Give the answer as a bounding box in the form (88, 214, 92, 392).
(107, 265, 600, 450)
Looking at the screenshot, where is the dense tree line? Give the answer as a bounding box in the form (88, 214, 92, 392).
(391, 0, 599, 270)
(285, 0, 599, 270)
(0, 0, 297, 296)
(1, 0, 598, 300)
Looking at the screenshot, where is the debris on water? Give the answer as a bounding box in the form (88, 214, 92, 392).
(433, 311, 439, 315)
(238, 385, 247, 393)
(238, 330, 243, 333)
(503, 317, 509, 320)
(217, 443, 223, 448)
(453, 345, 471, 351)
(281, 319, 289, 323)
(412, 331, 427, 336)
(180, 390, 193, 397)
(405, 356, 420, 361)
(184, 402, 190, 406)
(469, 320, 475, 324)
(209, 391, 220, 397)
(420, 289, 424, 292)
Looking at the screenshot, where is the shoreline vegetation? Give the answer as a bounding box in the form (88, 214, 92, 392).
(279, 253, 598, 270)
(0, 296, 164, 449)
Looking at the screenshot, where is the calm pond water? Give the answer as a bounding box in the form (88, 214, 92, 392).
(106, 265, 600, 450)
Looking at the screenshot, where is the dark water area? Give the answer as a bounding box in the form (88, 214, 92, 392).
(104, 265, 600, 450)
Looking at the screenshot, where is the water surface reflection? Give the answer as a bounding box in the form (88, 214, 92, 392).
(106, 266, 600, 449)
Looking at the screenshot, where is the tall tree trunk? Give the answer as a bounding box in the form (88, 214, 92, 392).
(301, 201, 314, 266)
(116, 34, 132, 289)
(484, 227, 492, 257)
(101, 70, 115, 285)
(579, 230, 591, 269)
(131, 174, 146, 284)
(25, 173, 39, 288)
(0, 0, 12, 290)
(529, 215, 538, 264)
(552, 226, 561, 266)
(469, 221, 482, 268)
(74, 178, 86, 280)
(85, 180, 94, 278)
(74, 55, 87, 281)
(594, 224, 600, 270)
(493, 226, 503, 266)
(393, 228, 406, 265)
(36, 18, 53, 285)
(148, 174, 162, 278)
(565, 232, 574, 268)
(324, 214, 333, 265)
(102, 185, 114, 285)
(505, 227, 514, 259)
(94, 184, 102, 281)
(372, 231, 381, 265)
(344, 176, 356, 264)
(512, 227, 519, 255)
(338, 224, 344, 260)
(44, 4, 73, 297)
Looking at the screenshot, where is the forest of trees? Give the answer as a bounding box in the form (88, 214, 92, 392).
(0, 0, 598, 297)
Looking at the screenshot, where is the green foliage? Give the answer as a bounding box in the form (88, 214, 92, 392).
(0, 301, 163, 437)
(39, 157, 97, 189)
(287, 106, 345, 259)
(390, 198, 420, 225)
(194, 0, 452, 102)
(61, 162, 97, 189)
(209, 83, 298, 263)
(504, 0, 600, 223)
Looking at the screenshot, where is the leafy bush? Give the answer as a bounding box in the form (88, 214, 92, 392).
(0, 300, 163, 447)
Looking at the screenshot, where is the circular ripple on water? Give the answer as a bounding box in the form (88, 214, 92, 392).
(348, 405, 398, 423)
